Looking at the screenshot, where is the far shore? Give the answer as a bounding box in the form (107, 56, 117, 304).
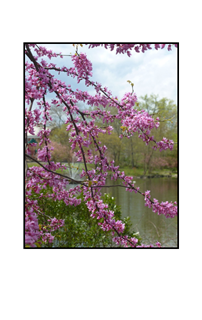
(26, 162, 177, 179)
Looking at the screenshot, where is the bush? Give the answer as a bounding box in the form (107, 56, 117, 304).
(29, 186, 142, 248)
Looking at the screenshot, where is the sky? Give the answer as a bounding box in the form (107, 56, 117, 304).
(26, 43, 178, 110)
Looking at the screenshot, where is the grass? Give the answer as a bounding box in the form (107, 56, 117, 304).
(27, 162, 41, 168)
(118, 166, 144, 177)
(108, 166, 176, 177)
(27, 162, 177, 177)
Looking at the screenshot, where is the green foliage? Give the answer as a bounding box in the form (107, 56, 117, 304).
(49, 123, 70, 146)
(88, 94, 177, 173)
(30, 186, 141, 248)
(98, 131, 123, 163)
(27, 162, 41, 168)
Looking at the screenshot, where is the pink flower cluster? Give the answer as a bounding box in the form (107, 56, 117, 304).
(41, 233, 54, 244)
(136, 242, 162, 248)
(112, 236, 138, 247)
(144, 190, 177, 218)
(87, 44, 178, 56)
(154, 137, 174, 151)
(47, 218, 65, 231)
(25, 108, 41, 135)
(25, 200, 41, 247)
(71, 53, 93, 84)
(34, 45, 63, 59)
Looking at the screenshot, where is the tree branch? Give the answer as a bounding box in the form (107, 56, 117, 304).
(25, 154, 84, 184)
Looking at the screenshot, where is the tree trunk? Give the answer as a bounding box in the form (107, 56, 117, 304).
(143, 153, 147, 175)
(130, 139, 134, 167)
(147, 149, 154, 174)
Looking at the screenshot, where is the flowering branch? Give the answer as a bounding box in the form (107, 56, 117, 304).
(25, 43, 177, 248)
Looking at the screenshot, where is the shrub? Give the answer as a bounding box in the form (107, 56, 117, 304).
(29, 186, 142, 248)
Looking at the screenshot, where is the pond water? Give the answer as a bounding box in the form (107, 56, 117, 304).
(101, 178, 178, 247)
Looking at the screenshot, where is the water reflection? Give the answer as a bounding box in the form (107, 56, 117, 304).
(101, 178, 178, 247)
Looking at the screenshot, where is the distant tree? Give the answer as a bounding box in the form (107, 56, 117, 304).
(137, 94, 177, 174)
(48, 104, 66, 127)
(49, 123, 70, 145)
(49, 141, 73, 163)
(49, 102, 87, 128)
(49, 124, 74, 168)
(98, 131, 124, 165)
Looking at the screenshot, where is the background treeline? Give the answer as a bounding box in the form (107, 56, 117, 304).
(47, 94, 177, 175)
